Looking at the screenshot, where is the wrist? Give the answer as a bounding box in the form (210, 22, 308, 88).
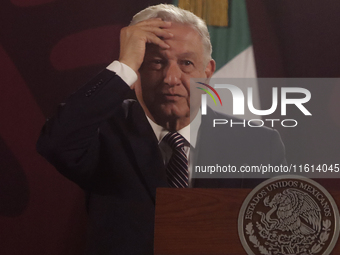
(106, 61, 138, 86)
(118, 58, 139, 73)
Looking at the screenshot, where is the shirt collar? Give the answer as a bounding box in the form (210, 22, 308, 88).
(146, 109, 201, 148)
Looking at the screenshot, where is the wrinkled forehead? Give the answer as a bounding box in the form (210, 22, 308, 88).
(146, 22, 205, 57)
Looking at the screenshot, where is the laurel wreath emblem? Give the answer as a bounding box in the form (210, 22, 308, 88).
(245, 219, 331, 255)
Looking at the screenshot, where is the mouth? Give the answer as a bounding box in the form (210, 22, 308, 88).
(162, 93, 184, 101)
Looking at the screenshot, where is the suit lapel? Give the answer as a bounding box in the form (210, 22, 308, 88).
(114, 100, 168, 202)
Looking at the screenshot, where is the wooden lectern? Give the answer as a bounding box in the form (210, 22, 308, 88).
(154, 188, 340, 255)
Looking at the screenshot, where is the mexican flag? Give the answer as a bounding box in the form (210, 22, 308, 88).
(209, 0, 256, 78)
(174, 0, 259, 119)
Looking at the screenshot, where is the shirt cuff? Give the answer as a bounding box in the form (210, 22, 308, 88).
(106, 61, 138, 86)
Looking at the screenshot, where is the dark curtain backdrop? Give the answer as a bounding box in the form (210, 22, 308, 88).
(1, 0, 340, 254)
(247, 0, 340, 190)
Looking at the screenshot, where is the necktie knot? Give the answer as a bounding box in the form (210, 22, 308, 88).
(163, 132, 185, 150)
(162, 132, 189, 188)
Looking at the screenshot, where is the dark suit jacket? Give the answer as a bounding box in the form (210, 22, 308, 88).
(37, 69, 286, 255)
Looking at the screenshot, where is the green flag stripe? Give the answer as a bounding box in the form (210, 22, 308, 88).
(173, 0, 252, 71)
(208, 0, 252, 71)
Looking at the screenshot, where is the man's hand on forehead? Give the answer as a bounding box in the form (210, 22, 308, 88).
(118, 18, 173, 75)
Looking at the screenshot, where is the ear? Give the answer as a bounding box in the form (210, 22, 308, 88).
(205, 59, 216, 78)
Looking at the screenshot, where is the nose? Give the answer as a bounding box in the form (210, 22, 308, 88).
(163, 62, 181, 86)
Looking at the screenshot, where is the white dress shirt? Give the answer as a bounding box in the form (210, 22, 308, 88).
(106, 61, 201, 186)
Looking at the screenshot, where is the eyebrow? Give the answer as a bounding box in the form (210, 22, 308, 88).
(177, 52, 197, 59)
(146, 47, 198, 60)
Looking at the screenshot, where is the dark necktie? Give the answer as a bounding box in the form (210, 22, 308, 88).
(162, 132, 189, 188)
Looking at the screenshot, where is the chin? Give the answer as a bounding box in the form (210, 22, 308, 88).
(151, 104, 189, 123)
(163, 104, 189, 117)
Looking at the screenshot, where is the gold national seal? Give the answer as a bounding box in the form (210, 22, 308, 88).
(238, 176, 339, 255)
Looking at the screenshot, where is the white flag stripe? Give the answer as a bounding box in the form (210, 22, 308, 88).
(213, 46, 257, 78)
(211, 46, 260, 120)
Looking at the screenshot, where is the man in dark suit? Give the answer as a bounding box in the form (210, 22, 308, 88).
(37, 4, 286, 254)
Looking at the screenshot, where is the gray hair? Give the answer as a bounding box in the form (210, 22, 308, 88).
(130, 4, 212, 61)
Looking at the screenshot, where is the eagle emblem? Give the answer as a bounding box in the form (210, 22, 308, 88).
(238, 177, 339, 255)
(256, 189, 322, 254)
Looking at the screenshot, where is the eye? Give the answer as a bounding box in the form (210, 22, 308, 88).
(149, 59, 164, 70)
(153, 59, 162, 64)
(183, 60, 193, 66)
(180, 60, 195, 73)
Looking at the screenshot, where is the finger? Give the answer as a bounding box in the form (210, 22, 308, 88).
(135, 19, 171, 28)
(146, 33, 170, 49)
(140, 26, 173, 39)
